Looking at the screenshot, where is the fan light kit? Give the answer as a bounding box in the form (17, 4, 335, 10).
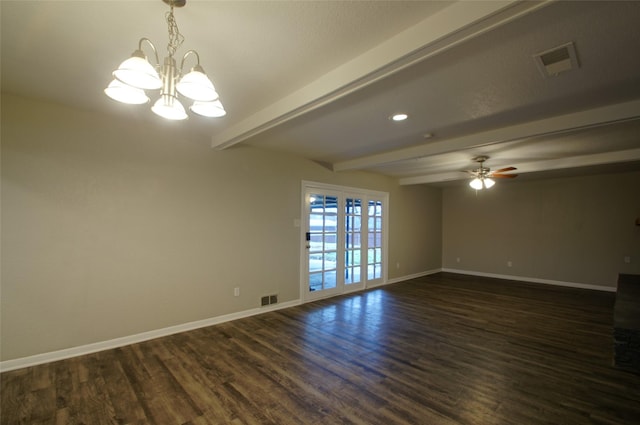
(391, 113, 408, 121)
(104, 0, 225, 120)
(467, 156, 518, 190)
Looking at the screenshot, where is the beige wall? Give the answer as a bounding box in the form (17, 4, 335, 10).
(5, 91, 638, 362)
(442, 171, 640, 287)
(0, 94, 441, 361)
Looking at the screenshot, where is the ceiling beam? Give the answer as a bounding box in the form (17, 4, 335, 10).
(399, 148, 640, 185)
(211, 0, 551, 150)
(333, 99, 640, 172)
(399, 172, 464, 185)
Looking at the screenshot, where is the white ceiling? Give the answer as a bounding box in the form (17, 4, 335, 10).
(2, 0, 640, 187)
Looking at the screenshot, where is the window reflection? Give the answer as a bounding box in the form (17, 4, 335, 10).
(303, 289, 385, 343)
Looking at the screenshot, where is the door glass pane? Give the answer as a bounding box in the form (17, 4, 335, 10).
(310, 214, 323, 230)
(307, 192, 340, 293)
(345, 197, 362, 286)
(353, 266, 361, 282)
(366, 200, 383, 281)
(345, 269, 353, 284)
(310, 273, 323, 291)
(309, 253, 323, 272)
(367, 264, 382, 280)
(345, 266, 361, 284)
(325, 196, 338, 213)
(324, 252, 337, 268)
(309, 234, 322, 251)
(324, 216, 337, 233)
(310, 195, 324, 211)
(324, 233, 337, 248)
(324, 271, 337, 289)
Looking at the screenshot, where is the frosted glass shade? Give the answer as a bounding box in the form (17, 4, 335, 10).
(483, 178, 495, 189)
(104, 80, 149, 104)
(113, 51, 162, 90)
(190, 100, 226, 117)
(151, 95, 188, 120)
(177, 65, 218, 101)
(469, 177, 495, 190)
(469, 178, 483, 190)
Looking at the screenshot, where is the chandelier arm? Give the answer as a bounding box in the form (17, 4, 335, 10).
(179, 50, 201, 73)
(138, 37, 161, 68)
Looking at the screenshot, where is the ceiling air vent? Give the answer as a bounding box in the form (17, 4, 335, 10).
(533, 42, 579, 78)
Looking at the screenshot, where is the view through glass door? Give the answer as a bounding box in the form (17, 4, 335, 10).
(344, 196, 364, 290)
(307, 191, 340, 297)
(367, 198, 384, 286)
(302, 182, 387, 302)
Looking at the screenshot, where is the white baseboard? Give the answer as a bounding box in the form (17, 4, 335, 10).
(385, 268, 443, 286)
(1, 269, 615, 372)
(0, 299, 301, 373)
(441, 268, 616, 292)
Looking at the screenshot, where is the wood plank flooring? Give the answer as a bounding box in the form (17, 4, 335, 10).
(2, 272, 640, 424)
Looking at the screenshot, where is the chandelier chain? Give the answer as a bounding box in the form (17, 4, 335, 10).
(165, 6, 184, 57)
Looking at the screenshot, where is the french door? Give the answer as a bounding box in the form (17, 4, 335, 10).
(302, 182, 388, 302)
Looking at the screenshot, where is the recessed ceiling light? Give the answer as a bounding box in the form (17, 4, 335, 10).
(390, 113, 408, 121)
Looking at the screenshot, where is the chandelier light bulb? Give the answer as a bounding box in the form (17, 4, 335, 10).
(104, 80, 150, 105)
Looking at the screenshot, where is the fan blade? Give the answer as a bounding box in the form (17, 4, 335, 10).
(491, 173, 518, 179)
(493, 166, 517, 173)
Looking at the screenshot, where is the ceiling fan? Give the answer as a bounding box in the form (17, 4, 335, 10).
(466, 155, 518, 190)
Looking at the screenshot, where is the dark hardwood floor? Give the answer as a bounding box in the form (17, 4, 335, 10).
(2, 272, 640, 424)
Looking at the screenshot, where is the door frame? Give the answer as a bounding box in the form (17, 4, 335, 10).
(300, 181, 389, 303)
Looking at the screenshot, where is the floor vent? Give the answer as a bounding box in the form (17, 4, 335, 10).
(533, 42, 579, 78)
(261, 294, 278, 306)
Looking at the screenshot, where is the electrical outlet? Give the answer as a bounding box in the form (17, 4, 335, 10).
(507, 261, 513, 268)
(234, 287, 240, 297)
(456, 257, 461, 263)
(624, 256, 631, 264)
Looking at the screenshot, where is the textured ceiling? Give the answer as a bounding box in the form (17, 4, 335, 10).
(1, 0, 447, 125)
(2, 1, 640, 187)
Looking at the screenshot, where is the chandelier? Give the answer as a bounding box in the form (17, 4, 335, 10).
(104, 0, 225, 120)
